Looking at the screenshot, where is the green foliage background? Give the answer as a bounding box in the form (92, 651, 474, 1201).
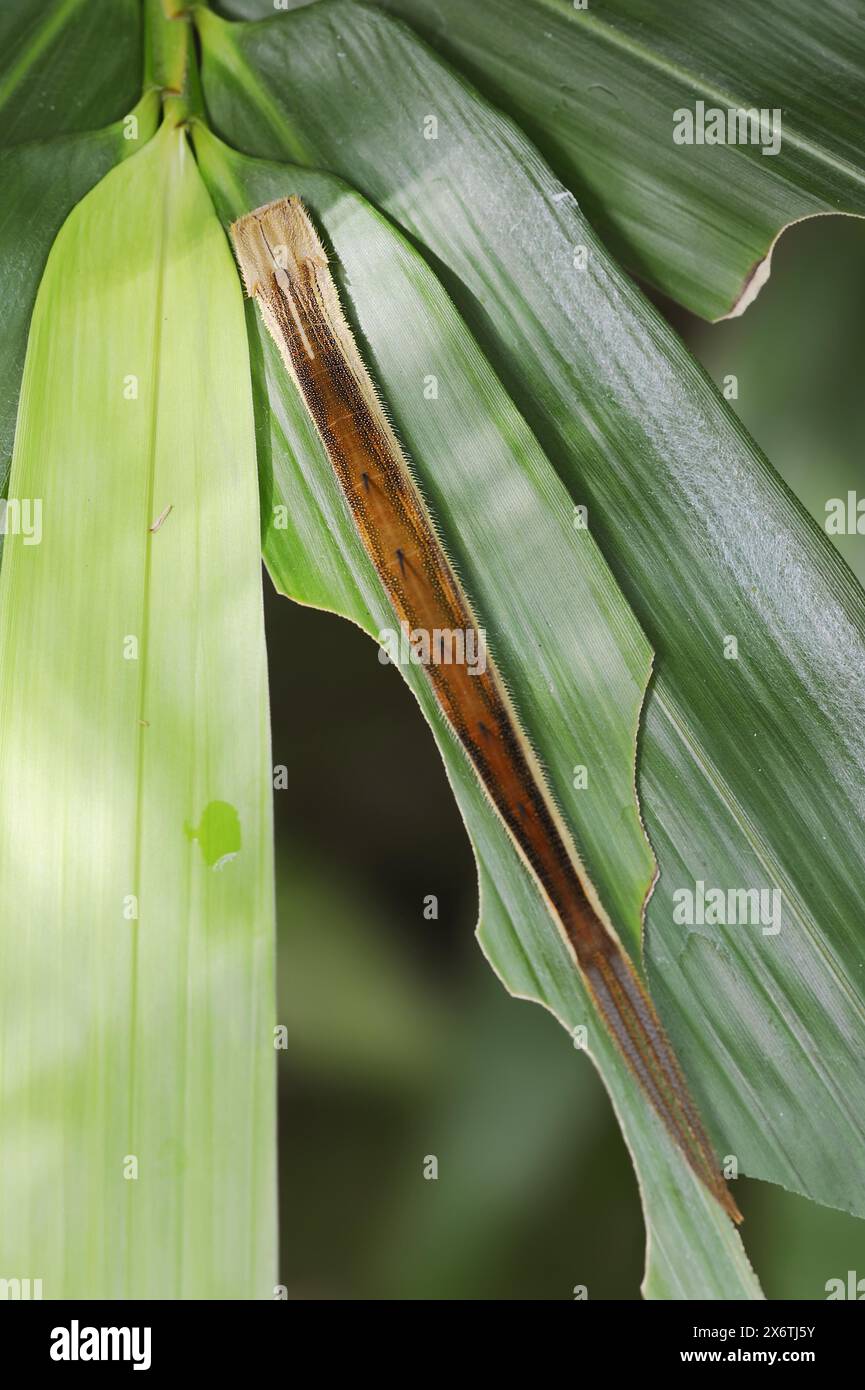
(270, 215, 865, 1299)
(2, 0, 863, 1299)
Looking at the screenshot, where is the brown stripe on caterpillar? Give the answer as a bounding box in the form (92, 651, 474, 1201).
(230, 196, 741, 1225)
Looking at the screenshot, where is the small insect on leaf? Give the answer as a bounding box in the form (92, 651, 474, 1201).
(149, 503, 173, 533)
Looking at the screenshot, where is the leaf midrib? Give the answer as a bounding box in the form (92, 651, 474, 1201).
(125, 123, 174, 1300)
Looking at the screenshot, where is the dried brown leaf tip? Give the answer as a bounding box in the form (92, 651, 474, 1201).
(229, 197, 742, 1225)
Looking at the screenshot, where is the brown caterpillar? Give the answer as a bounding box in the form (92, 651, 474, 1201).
(230, 197, 741, 1225)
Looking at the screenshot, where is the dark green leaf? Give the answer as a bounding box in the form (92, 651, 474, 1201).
(215, 0, 865, 319)
(0, 0, 143, 147)
(196, 0, 865, 1218)
(197, 124, 761, 1297)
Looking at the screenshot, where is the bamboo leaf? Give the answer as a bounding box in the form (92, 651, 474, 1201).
(0, 119, 276, 1298)
(0, 0, 190, 487)
(0, 0, 143, 147)
(196, 0, 865, 1221)
(0, 89, 160, 490)
(196, 126, 762, 1298)
(215, 0, 865, 319)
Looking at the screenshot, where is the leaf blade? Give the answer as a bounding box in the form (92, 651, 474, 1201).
(0, 120, 276, 1298)
(215, 0, 865, 318)
(196, 127, 761, 1298)
(0, 0, 143, 147)
(0, 90, 160, 489)
(196, 0, 865, 1221)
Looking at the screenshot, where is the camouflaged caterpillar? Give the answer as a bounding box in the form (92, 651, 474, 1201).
(230, 196, 741, 1225)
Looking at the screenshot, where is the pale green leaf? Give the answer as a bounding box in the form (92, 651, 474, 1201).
(0, 119, 276, 1299)
(0, 89, 160, 489)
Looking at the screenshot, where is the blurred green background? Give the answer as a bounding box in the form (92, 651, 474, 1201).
(266, 215, 865, 1300)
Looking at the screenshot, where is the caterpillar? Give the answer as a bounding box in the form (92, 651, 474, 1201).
(230, 197, 741, 1225)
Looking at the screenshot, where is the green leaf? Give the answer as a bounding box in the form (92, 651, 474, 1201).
(215, 0, 865, 320)
(196, 125, 761, 1298)
(196, 0, 865, 1221)
(0, 89, 160, 491)
(0, 0, 143, 147)
(0, 119, 276, 1298)
(688, 216, 865, 588)
(0, 0, 195, 490)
